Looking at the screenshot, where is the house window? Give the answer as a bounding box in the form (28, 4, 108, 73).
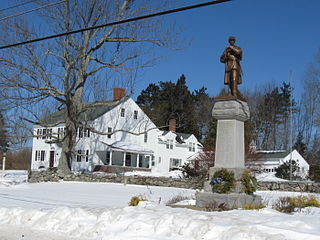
(144, 132, 148, 143)
(145, 155, 150, 168)
(58, 127, 66, 140)
(120, 108, 125, 117)
(189, 143, 195, 152)
(35, 151, 38, 161)
(158, 157, 161, 164)
(76, 150, 88, 162)
(151, 156, 155, 166)
(166, 139, 173, 149)
(40, 150, 45, 161)
(36, 129, 41, 139)
(85, 150, 89, 162)
(125, 153, 131, 166)
(134, 110, 138, 120)
(106, 151, 111, 165)
(107, 127, 112, 139)
(78, 128, 83, 138)
(42, 129, 47, 139)
(78, 127, 90, 138)
(170, 158, 181, 169)
(37, 128, 53, 140)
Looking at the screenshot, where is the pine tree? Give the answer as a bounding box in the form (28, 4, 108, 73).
(136, 74, 203, 138)
(293, 132, 307, 157)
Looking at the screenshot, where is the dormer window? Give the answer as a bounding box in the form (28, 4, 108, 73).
(166, 139, 173, 149)
(120, 108, 125, 117)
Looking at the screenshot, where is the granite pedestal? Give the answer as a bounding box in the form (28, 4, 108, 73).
(196, 97, 262, 208)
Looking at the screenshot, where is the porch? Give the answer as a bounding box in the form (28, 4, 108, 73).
(96, 150, 153, 169)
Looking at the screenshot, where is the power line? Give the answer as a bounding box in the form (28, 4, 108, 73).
(0, 0, 232, 50)
(0, 0, 37, 13)
(0, 0, 67, 22)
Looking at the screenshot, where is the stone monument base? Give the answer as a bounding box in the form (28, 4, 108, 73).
(196, 192, 262, 209)
(203, 167, 246, 192)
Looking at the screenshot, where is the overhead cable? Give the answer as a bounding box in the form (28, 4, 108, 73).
(0, 0, 67, 22)
(0, 0, 37, 13)
(0, 0, 232, 50)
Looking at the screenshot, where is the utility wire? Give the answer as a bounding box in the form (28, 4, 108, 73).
(0, 0, 232, 50)
(0, 0, 37, 13)
(0, 0, 67, 22)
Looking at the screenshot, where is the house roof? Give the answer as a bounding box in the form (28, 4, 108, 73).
(257, 150, 291, 159)
(39, 97, 128, 125)
(161, 130, 192, 140)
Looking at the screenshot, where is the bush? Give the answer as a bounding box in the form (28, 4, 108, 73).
(210, 169, 235, 194)
(289, 195, 320, 209)
(273, 195, 320, 213)
(242, 204, 266, 210)
(182, 148, 214, 178)
(128, 195, 146, 206)
(309, 164, 320, 182)
(275, 160, 299, 180)
(241, 170, 257, 195)
(273, 197, 296, 213)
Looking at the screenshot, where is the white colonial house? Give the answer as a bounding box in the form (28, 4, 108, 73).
(249, 149, 309, 178)
(31, 88, 202, 174)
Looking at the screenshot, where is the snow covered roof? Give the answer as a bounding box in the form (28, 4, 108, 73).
(39, 97, 128, 125)
(256, 150, 291, 159)
(102, 141, 154, 154)
(161, 130, 192, 140)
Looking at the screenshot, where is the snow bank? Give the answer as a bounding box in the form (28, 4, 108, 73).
(0, 203, 319, 240)
(0, 182, 319, 240)
(0, 170, 28, 186)
(124, 169, 184, 178)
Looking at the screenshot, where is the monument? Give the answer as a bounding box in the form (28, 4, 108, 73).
(196, 37, 261, 209)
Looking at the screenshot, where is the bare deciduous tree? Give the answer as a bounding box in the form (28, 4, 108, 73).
(0, 0, 178, 173)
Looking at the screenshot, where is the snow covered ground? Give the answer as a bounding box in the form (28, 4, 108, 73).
(255, 172, 289, 182)
(0, 174, 319, 240)
(0, 170, 28, 186)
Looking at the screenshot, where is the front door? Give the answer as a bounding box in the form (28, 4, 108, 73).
(49, 151, 55, 168)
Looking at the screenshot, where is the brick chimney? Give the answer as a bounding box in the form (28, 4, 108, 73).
(113, 88, 126, 101)
(169, 119, 176, 132)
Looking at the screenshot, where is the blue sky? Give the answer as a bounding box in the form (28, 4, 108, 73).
(1, 0, 319, 101)
(135, 0, 320, 100)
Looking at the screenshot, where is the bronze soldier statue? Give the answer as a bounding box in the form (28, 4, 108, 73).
(220, 36, 242, 97)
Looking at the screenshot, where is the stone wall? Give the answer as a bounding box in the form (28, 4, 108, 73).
(257, 181, 320, 193)
(28, 169, 204, 190)
(28, 170, 320, 193)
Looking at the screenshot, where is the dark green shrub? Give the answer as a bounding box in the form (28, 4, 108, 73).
(211, 169, 235, 194)
(309, 164, 320, 182)
(275, 160, 299, 180)
(241, 170, 257, 195)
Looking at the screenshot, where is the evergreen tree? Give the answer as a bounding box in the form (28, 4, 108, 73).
(137, 74, 207, 139)
(275, 160, 299, 180)
(293, 132, 307, 157)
